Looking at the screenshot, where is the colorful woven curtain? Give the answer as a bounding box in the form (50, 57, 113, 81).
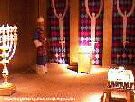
(112, 0, 135, 65)
(47, 0, 70, 64)
(79, 0, 103, 65)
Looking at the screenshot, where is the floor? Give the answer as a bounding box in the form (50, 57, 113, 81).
(0, 64, 134, 102)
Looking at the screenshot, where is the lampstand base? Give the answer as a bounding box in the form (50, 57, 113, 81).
(0, 82, 16, 96)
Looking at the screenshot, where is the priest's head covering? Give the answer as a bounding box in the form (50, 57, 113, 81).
(36, 17, 45, 30)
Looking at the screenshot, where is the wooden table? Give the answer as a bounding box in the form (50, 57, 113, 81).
(102, 88, 134, 102)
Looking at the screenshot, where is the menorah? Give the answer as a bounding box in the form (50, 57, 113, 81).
(0, 24, 17, 95)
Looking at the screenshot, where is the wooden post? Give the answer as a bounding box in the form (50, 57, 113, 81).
(102, 0, 113, 67)
(126, 90, 134, 102)
(70, 0, 79, 64)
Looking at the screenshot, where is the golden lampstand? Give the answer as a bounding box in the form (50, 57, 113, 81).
(0, 24, 17, 96)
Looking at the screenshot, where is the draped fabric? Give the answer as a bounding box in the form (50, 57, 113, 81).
(112, 0, 135, 65)
(47, 0, 70, 64)
(79, 0, 103, 65)
(33, 28, 48, 65)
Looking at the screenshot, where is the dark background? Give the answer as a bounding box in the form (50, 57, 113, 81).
(0, 0, 42, 72)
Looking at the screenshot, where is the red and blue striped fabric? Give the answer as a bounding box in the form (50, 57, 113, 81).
(47, 0, 70, 64)
(112, 0, 135, 65)
(79, 0, 103, 65)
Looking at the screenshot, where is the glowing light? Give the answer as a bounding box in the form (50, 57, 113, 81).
(84, 93, 102, 102)
(0, 24, 17, 83)
(80, 46, 92, 54)
(57, 64, 87, 76)
(90, 67, 108, 74)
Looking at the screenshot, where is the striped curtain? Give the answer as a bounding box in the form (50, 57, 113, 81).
(112, 0, 135, 65)
(79, 0, 103, 65)
(47, 0, 70, 64)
